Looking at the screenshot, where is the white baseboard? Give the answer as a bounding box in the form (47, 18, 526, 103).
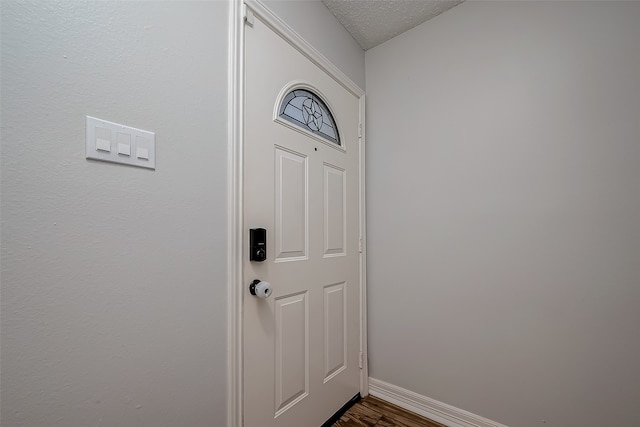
(368, 378, 508, 427)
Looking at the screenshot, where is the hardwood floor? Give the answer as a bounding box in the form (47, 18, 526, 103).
(333, 396, 446, 427)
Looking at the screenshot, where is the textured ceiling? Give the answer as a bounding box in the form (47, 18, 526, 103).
(322, 0, 464, 50)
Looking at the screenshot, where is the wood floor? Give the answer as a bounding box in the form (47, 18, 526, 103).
(332, 396, 447, 427)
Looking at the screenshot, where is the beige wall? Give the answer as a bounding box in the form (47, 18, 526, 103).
(365, 1, 640, 426)
(0, 2, 230, 426)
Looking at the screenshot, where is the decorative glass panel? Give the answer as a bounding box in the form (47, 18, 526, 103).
(278, 89, 341, 146)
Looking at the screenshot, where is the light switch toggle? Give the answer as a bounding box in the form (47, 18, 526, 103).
(137, 147, 149, 160)
(117, 133, 131, 156)
(96, 138, 111, 152)
(95, 127, 111, 152)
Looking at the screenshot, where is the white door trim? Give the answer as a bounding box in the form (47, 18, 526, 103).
(227, 0, 368, 426)
(227, 1, 244, 426)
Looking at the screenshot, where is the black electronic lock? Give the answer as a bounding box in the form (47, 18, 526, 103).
(250, 228, 267, 262)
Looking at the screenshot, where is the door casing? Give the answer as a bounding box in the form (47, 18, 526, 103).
(227, 1, 368, 425)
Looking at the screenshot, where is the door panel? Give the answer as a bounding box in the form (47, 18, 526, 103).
(274, 147, 308, 261)
(323, 282, 346, 381)
(323, 164, 346, 257)
(244, 13, 361, 427)
(274, 291, 309, 416)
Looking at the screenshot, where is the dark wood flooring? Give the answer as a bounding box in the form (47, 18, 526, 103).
(333, 396, 447, 427)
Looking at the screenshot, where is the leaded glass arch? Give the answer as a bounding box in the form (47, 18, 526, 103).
(278, 89, 341, 146)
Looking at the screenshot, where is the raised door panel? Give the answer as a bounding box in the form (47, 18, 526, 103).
(275, 291, 309, 417)
(323, 282, 347, 382)
(275, 147, 308, 262)
(323, 164, 346, 257)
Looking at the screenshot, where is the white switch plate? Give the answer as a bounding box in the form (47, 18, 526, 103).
(86, 116, 155, 169)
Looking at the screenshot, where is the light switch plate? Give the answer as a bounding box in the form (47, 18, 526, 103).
(86, 116, 155, 169)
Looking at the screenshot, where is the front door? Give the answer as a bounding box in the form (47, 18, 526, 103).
(243, 11, 362, 427)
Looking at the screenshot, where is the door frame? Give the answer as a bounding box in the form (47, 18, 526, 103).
(227, 0, 368, 426)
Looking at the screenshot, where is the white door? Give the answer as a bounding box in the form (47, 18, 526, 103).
(243, 12, 362, 427)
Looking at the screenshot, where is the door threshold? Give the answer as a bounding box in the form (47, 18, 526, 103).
(320, 393, 361, 427)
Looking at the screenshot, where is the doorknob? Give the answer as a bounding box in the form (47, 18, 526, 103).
(249, 279, 272, 298)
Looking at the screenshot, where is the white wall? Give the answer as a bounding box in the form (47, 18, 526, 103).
(263, 0, 365, 89)
(365, 2, 640, 427)
(1, 2, 228, 426)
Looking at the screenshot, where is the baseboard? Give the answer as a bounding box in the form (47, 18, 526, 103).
(368, 378, 508, 427)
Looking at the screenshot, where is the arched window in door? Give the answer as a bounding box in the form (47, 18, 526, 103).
(278, 88, 341, 146)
